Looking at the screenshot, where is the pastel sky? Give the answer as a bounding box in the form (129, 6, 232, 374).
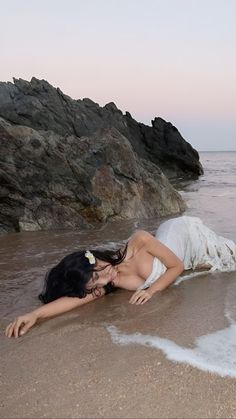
(1, 0, 236, 150)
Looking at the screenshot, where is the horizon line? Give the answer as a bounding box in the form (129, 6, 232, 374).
(199, 150, 236, 152)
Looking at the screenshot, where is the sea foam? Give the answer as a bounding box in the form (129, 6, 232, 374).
(107, 323, 236, 378)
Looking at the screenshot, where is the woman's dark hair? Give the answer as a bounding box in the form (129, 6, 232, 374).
(38, 245, 127, 304)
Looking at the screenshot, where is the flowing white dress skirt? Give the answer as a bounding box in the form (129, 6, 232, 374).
(139, 216, 236, 290)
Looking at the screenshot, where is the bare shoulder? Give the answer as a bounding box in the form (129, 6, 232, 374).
(128, 230, 154, 251)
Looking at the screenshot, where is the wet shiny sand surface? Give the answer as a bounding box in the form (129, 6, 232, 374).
(1, 151, 236, 418)
(1, 273, 236, 418)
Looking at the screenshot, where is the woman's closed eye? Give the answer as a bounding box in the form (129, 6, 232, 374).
(93, 272, 99, 282)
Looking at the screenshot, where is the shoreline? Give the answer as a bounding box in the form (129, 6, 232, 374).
(1, 273, 236, 418)
(1, 151, 236, 417)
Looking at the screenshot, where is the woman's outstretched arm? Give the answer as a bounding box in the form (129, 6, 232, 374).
(5, 291, 105, 338)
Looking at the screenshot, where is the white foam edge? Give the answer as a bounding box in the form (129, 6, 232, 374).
(107, 324, 236, 378)
(174, 265, 236, 285)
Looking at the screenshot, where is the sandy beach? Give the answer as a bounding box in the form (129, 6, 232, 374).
(1, 0, 236, 413)
(1, 271, 236, 419)
(1, 151, 236, 418)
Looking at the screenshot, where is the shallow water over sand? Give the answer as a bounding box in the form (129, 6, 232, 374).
(105, 151, 236, 377)
(0, 216, 172, 317)
(107, 274, 236, 378)
(1, 151, 236, 321)
(1, 151, 236, 383)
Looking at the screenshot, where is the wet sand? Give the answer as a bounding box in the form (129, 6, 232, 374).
(1, 272, 236, 418)
(1, 151, 236, 418)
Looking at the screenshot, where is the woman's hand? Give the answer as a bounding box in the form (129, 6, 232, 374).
(5, 312, 38, 338)
(129, 289, 152, 305)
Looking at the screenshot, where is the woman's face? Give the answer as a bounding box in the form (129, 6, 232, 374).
(86, 260, 117, 290)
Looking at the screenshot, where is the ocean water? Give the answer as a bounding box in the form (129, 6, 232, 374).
(1, 151, 236, 377)
(179, 151, 236, 238)
(107, 151, 236, 378)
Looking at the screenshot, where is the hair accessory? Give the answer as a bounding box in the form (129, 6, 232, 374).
(85, 250, 96, 264)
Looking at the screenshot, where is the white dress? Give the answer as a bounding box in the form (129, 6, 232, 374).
(139, 216, 236, 289)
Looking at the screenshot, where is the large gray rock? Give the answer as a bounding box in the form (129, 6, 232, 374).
(0, 118, 185, 234)
(0, 77, 203, 179)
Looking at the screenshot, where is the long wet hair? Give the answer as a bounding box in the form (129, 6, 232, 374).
(38, 245, 128, 304)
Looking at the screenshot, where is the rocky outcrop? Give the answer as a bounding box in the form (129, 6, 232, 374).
(0, 118, 185, 234)
(0, 77, 203, 179)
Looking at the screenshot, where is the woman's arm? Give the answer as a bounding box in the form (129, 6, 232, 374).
(5, 291, 105, 338)
(129, 231, 184, 305)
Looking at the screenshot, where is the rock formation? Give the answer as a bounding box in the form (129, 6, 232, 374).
(0, 77, 203, 179)
(0, 117, 185, 234)
(0, 77, 203, 234)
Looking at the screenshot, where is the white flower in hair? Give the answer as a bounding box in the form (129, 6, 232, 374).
(85, 250, 96, 264)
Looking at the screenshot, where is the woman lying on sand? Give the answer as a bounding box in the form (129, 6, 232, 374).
(5, 216, 236, 338)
